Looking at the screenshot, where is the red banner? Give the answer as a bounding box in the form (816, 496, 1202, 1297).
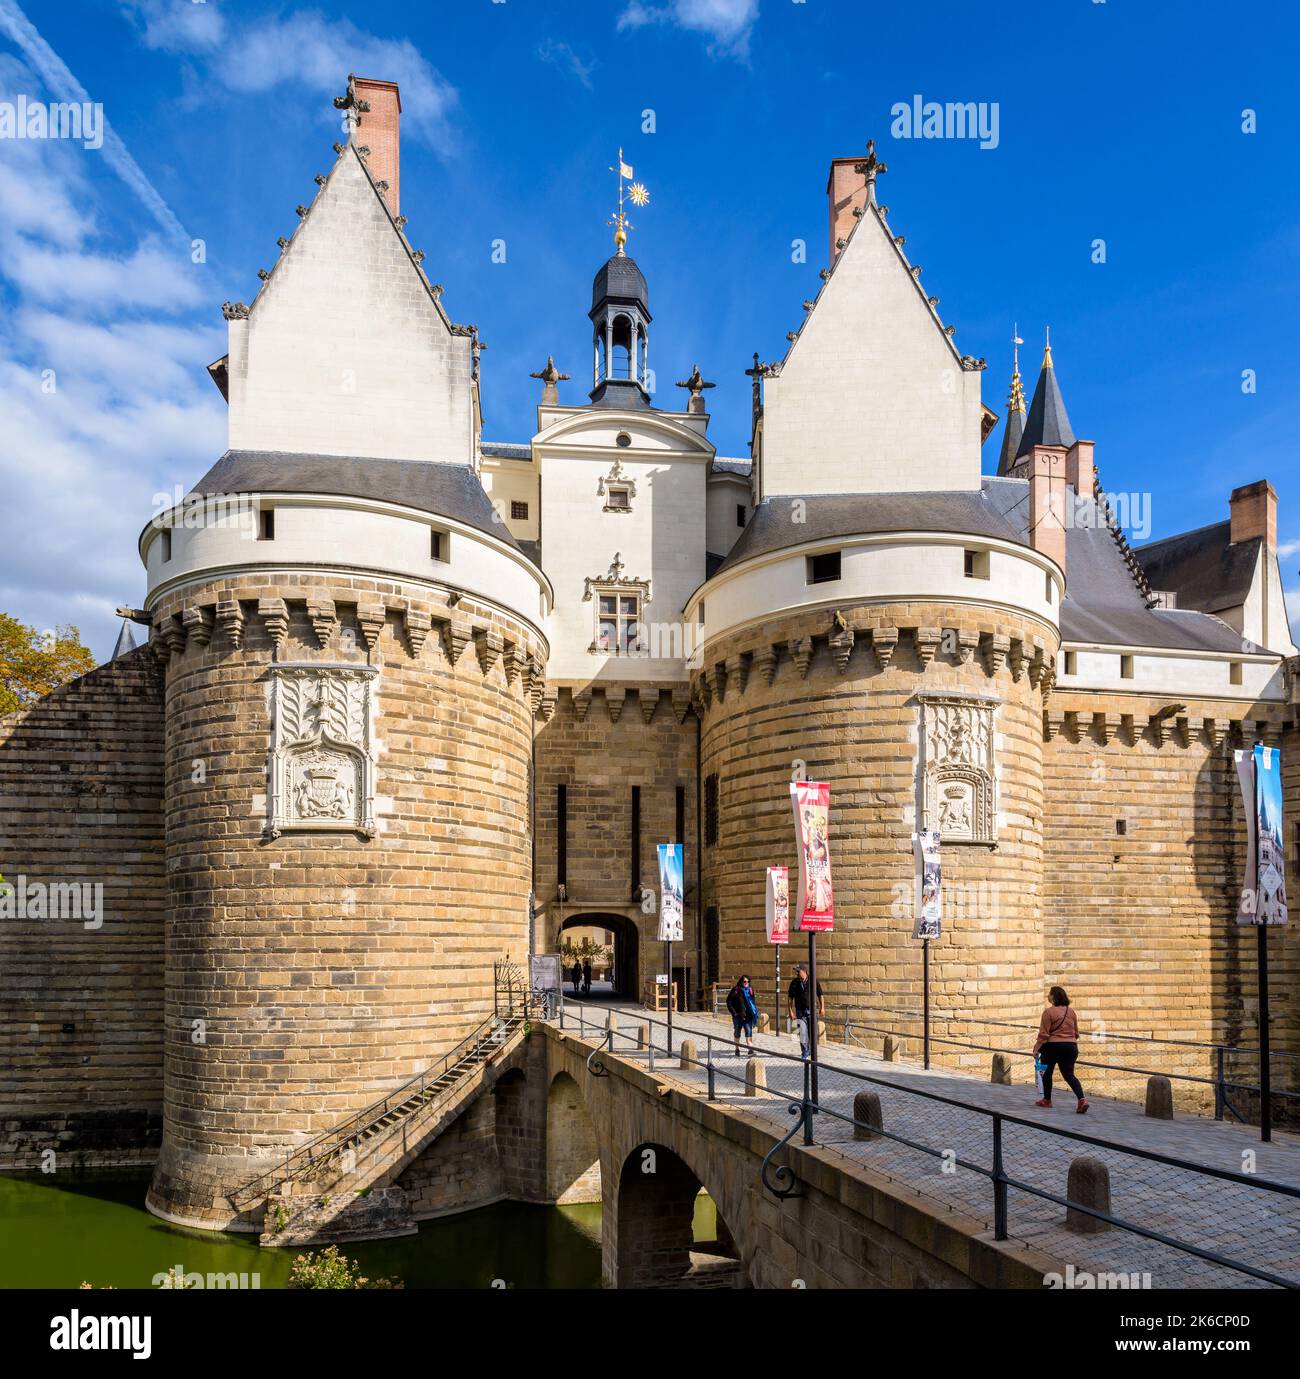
(790, 780, 834, 931)
(765, 866, 790, 943)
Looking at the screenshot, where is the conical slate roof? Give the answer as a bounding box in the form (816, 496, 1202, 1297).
(111, 619, 137, 660)
(1016, 341, 1075, 458)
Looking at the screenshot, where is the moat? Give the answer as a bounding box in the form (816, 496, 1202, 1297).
(0, 1173, 615, 1290)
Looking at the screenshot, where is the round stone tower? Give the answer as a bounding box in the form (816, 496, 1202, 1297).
(140, 476, 549, 1228)
(688, 505, 1061, 1063)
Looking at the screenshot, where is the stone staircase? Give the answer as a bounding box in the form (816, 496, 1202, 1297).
(232, 1009, 529, 1246)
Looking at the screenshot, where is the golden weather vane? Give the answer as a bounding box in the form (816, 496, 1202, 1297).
(608, 147, 649, 254)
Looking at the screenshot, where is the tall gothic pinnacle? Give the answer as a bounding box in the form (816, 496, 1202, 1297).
(853, 138, 888, 206)
(997, 324, 1028, 476)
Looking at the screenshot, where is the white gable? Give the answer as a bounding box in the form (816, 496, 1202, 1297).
(225, 145, 475, 464)
(760, 206, 984, 496)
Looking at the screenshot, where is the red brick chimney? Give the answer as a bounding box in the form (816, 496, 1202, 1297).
(1027, 445, 1069, 576)
(1065, 439, 1094, 500)
(826, 157, 867, 267)
(351, 76, 401, 217)
(1229, 479, 1277, 549)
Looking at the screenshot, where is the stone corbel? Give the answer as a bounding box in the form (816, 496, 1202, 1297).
(1120, 714, 1136, 747)
(538, 689, 557, 723)
(828, 620, 855, 673)
(355, 601, 386, 654)
(307, 597, 337, 649)
(752, 644, 778, 687)
(258, 598, 290, 655)
(1175, 715, 1190, 748)
(182, 605, 214, 648)
(153, 615, 185, 662)
(639, 688, 661, 724)
(605, 686, 626, 723)
(1008, 639, 1026, 683)
(527, 657, 546, 711)
(1202, 716, 1227, 748)
(442, 619, 471, 666)
(475, 626, 504, 677)
(671, 687, 693, 723)
(981, 633, 1010, 677)
(572, 689, 591, 722)
(1093, 712, 1120, 745)
(725, 652, 749, 697)
(1027, 642, 1048, 689)
(503, 641, 526, 687)
(705, 662, 727, 703)
(788, 636, 814, 679)
(913, 627, 942, 670)
(872, 627, 899, 671)
(402, 607, 431, 658)
(1043, 709, 1069, 741)
(216, 597, 244, 649)
(1041, 663, 1057, 705)
(1149, 709, 1179, 747)
(694, 669, 713, 709)
(954, 628, 979, 666)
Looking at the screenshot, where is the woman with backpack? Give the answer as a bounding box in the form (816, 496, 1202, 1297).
(1034, 985, 1089, 1113)
(726, 975, 760, 1058)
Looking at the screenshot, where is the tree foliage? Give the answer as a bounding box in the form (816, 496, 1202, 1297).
(0, 613, 96, 715)
(286, 1245, 402, 1289)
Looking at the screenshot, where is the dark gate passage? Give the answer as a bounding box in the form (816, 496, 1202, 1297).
(561, 912, 640, 1000)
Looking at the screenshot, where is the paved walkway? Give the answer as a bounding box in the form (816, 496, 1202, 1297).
(559, 999, 1300, 1289)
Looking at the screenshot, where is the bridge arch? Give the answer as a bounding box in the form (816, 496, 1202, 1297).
(611, 1141, 747, 1288)
(546, 1071, 602, 1203)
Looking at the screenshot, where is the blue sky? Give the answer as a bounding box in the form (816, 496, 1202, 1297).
(1, 0, 1298, 659)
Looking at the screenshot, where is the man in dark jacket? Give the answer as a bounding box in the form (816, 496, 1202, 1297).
(787, 963, 824, 1060)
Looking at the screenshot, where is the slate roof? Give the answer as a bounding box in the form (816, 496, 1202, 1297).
(996, 406, 1024, 476)
(591, 253, 650, 315)
(1133, 521, 1260, 615)
(481, 441, 532, 460)
(587, 378, 654, 410)
(711, 457, 752, 478)
(187, 450, 521, 550)
(1016, 353, 1075, 457)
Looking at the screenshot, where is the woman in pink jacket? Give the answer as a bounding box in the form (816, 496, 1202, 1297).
(1034, 986, 1089, 1113)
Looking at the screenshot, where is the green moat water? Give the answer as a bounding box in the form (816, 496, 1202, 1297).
(0, 1173, 609, 1290)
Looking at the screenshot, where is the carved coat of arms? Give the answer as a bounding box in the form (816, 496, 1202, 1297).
(266, 665, 377, 839)
(918, 695, 997, 844)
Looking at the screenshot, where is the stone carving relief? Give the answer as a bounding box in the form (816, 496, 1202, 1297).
(918, 694, 997, 844)
(266, 664, 378, 839)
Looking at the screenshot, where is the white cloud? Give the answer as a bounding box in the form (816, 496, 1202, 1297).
(537, 39, 597, 90)
(1275, 539, 1300, 561)
(617, 0, 759, 59)
(119, 3, 459, 155)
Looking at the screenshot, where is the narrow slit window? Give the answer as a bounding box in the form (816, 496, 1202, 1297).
(431, 529, 447, 562)
(259, 508, 275, 541)
(1120, 654, 1135, 680)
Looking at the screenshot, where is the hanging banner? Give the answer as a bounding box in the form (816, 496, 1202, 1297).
(1237, 745, 1287, 926)
(790, 780, 834, 931)
(765, 866, 790, 944)
(912, 829, 942, 939)
(657, 842, 684, 942)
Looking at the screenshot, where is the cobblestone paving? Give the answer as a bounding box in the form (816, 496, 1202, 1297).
(562, 1001, 1300, 1289)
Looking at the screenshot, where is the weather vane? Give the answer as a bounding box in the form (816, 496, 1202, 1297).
(608, 147, 649, 254)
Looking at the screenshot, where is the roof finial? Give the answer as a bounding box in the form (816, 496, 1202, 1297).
(1009, 322, 1026, 414)
(608, 147, 649, 255)
(853, 138, 889, 206)
(1043, 325, 1053, 369)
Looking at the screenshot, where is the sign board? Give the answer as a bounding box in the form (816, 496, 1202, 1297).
(657, 842, 684, 942)
(790, 780, 834, 931)
(765, 866, 790, 943)
(1236, 744, 1288, 926)
(912, 830, 942, 939)
(529, 954, 561, 996)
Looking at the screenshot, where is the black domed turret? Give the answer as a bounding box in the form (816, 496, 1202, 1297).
(591, 253, 650, 318)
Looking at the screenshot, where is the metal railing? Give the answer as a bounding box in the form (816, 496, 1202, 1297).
(555, 1003, 1300, 1289)
(231, 961, 531, 1209)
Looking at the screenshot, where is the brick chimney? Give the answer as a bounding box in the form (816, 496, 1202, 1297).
(826, 157, 867, 267)
(1229, 479, 1277, 549)
(1065, 438, 1094, 501)
(351, 76, 401, 217)
(1027, 445, 1069, 576)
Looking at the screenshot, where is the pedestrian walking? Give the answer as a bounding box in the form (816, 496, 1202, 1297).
(1033, 985, 1089, 1113)
(570, 959, 582, 996)
(726, 975, 759, 1057)
(787, 962, 824, 1060)
(582, 958, 592, 995)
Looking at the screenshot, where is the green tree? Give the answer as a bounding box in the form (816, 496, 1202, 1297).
(0, 612, 96, 715)
(286, 1245, 402, 1290)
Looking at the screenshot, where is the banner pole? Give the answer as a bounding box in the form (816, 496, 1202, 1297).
(775, 942, 781, 1037)
(923, 936, 931, 1070)
(1259, 924, 1271, 1143)
(808, 930, 819, 1105)
(666, 938, 673, 1047)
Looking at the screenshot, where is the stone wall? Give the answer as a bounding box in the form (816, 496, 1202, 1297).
(144, 572, 541, 1226)
(534, 685, 699, 1002)
(0, 647, 165, 1165)
(698, 601, 1056, 1068)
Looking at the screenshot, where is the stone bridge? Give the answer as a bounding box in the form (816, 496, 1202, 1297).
(529, 1020, 1052, 1289)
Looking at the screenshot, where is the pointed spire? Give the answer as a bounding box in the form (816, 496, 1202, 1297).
(1015, 326, 1075, 459)
(997, 323, 1027, 476)
(111, 618, 138, 661)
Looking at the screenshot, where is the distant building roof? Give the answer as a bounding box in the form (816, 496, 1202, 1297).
(187, 450, 521, 550)
(1133, 521, 1260, 615)
(710, 457, 752, 478)
(481, 441, 531, 460)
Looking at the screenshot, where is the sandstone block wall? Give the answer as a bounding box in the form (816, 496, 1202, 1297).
(0, 648, 165, 1164)
(144, 572, 540, 1225)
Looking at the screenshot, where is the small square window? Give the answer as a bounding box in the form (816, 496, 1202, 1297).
(736, 504, 747, 528)
(806, 551, 841, 585)
(964, 549, 989, 579)
(160, 528, 172, 562)
(259, 508, 275, 541)
(431, 530, 448, 562)
(606, 487, 630, 510)
(1064, 650, 1078, 675)
(1120, 654, 1135, 680)
(1230, 661, 1243, 686)
(510, 500, 529, 521)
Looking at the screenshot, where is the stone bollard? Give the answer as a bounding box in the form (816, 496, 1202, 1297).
(991, 1053, 1013, 1085)
(636, 1023, 649, 1051)
(757, 1012, 770, 1033)
(883, 1035, 899, 1062)
(1145, 1075, 1174, 1120)
(745, 1059, 767, 1097)
(817, 1019, 826, 1040)
(1065, 1155, 1112, 1235)
(852, 1091, 884, 1141)
(679, 1038, 698, 1070)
